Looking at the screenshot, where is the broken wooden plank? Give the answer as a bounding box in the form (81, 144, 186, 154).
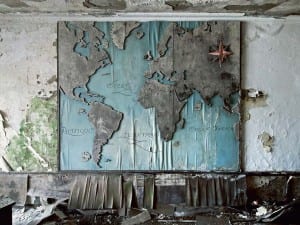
(105, 175, 122, 209)
(143, 175, 154, 209)
(0, 173, 261, 210)
(199, 176, 208, 207)
(92, 175, 107, 209)
(68, 174, 122, 209)
(186, 175, 247, 207)
(121, 210, 151, 225)
(123, 179, 133, 209)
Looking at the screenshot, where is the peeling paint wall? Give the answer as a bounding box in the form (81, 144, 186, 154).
(5, 95, 57, 171)
(242, 20, 300, 171)
(0, 13, 299, 171)
(0, 18, 57, 171)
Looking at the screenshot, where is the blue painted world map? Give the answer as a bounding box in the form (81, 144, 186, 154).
(59, 21, 240, 171)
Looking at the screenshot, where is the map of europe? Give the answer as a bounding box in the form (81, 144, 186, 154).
(59, 21, 240, 171)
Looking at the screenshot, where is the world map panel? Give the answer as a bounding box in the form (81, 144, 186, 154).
(58, 21, 240, 171)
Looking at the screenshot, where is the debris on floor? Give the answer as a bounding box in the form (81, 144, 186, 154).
(0, 196, 15, 225)
(255, 206, 268, 217)
(10, 197, 300, 224)
(13, 198, 67, 225)
(121, 209, 151, 225)
(254, 198, 300, 223)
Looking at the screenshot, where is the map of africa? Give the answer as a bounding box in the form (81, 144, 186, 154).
(59, 21, 240, 171)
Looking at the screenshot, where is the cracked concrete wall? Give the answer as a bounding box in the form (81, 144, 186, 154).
(0, 13, 299, 171)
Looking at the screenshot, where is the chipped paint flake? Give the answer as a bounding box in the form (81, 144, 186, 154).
(242, 89, 267, 123)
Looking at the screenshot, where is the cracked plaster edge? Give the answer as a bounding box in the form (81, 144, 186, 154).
(0, 111, 9, 152)
(0, 111, 17, 171)
(0, 0, 299, 16)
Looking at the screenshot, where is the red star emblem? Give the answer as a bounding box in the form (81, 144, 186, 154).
(208, 40, 233, 67)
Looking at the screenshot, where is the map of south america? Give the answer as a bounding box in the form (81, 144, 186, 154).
(59, 22, 138, 167)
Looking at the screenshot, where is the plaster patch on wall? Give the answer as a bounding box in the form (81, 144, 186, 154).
(5, 95, 57, 172)
(258, 132, 274, 152)
(242, 89, 267, 122)
(243, 112, 251, 122)
(242, 89, 268, 107)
